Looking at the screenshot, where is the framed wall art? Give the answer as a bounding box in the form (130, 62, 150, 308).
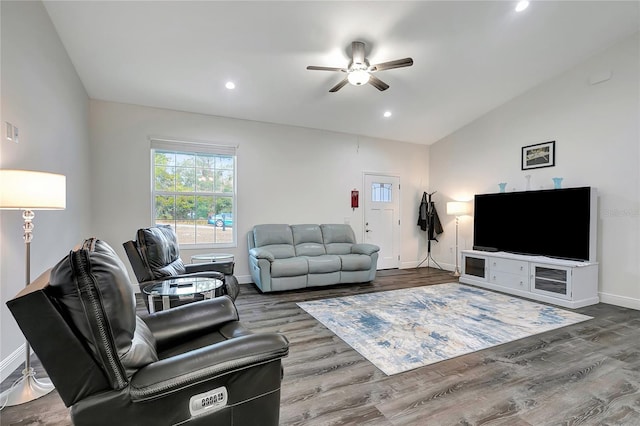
(521, 141, 555, 170)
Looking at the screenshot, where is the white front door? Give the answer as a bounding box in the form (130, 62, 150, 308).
(363, 174, 400, 270)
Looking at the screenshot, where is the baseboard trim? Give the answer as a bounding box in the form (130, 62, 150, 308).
(1, 343, 26, 383)
(599, 292, 640, 310)
(236, 274, 253, 284)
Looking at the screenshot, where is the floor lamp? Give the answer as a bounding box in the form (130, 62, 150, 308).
(446, 201, 470, 277)
(0, 169, 66, 406)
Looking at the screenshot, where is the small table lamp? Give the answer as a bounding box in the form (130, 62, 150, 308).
(0, 169, 66, 406)
(446, 201, 471, 277)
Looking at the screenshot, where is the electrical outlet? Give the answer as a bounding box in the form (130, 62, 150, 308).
(13, 126, 19, 143)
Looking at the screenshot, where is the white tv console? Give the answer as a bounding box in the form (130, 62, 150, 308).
(459, 250, 599, 309)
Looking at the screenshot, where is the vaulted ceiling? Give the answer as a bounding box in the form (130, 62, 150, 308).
(43, 1, 639, 145)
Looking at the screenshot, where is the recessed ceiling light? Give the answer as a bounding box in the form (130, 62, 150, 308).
(515, 1, 529, 12)
(383, 111, 392, 118)
(225, 81, 236, 90)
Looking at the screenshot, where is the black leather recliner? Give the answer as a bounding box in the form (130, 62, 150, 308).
(6, 238, 289, 425)
(123, 225, 239, 311)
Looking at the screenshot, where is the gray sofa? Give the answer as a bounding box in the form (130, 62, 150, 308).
(248, 224, 380, 292)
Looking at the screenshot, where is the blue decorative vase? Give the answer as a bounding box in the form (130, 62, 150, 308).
(498, 183, 507, 193)
(552, 177, 563, 189)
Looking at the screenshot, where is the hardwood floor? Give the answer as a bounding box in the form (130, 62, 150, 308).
(237, 268, 640, 425)
(2, 268, 639, 425)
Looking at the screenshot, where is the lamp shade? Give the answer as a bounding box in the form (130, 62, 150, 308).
(0, 170, 66, 210)
(446, 201, 470, 216)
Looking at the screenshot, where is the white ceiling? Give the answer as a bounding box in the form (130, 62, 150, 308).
(43, 1, 639, 145)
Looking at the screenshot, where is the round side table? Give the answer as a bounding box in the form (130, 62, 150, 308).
(190, 253, 234, 264)
(142, 277, 224, 313)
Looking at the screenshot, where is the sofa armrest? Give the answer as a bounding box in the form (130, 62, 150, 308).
(249, 248, 275, 262)
(141, 296, 238, 350)
(129, 332, 290, 401)
(351, 243, 380, 256)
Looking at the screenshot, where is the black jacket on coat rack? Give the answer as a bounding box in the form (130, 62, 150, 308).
(417, 192, 443, 239)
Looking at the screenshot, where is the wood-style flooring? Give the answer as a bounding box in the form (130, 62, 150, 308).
(1, 267, 639, 425)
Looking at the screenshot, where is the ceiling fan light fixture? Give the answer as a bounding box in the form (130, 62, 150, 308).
(347, 69, 370, 86)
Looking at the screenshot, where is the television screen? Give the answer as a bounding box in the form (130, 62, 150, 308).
(473, 187, 593, 261)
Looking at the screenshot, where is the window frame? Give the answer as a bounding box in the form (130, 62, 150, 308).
(150, 138, 237, 249)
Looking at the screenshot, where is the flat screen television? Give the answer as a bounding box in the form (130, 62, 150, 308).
(473, 187, 596, 262)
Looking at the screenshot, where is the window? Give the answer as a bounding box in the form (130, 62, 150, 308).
(371, 182, 392, 203)
(151, 139, 236, 247)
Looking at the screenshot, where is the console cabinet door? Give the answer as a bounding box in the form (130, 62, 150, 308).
(530, 263, 572, 300)
(462, 254, 487, 281)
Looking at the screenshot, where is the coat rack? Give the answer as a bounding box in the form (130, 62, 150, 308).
(416, 191, 443, 269)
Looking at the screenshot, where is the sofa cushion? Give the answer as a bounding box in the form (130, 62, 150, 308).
(271, 257, 309, 278)
(253, 224, 294, 247)
(49, 238, 158, 389)
(137, 225, 186, 279)
(306, 255, 341, 274)
(321, 224, 357, 255)
(292, 224, 326, 256)
(339, 254, 372, 271)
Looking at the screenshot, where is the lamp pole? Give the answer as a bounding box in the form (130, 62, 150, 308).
(446, 201, 470, 278)
(0, 209, 55, 407)
(453, 215, 461, 277)
(0, 170, 65, 407)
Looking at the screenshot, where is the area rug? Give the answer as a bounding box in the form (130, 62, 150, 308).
(297, 283, 592, 375)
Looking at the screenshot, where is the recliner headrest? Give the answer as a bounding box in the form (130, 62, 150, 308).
(49, 238, 157, 389)
(136, 225, 186, 279)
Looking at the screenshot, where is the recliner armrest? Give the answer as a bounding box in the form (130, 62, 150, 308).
(249, 248, 275, 261)
(141, 296, 238, 350)
(351, 243, 380, 256)
(129, 332, 290, 401)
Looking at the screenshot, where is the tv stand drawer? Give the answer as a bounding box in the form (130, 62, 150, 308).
(490, 258, 528, 275)
(489, 270, 529, 291)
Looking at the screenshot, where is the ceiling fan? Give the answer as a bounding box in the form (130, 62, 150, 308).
(307, 41, 413, 92)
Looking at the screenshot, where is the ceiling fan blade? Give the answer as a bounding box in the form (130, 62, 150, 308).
(370, 58, 414, 72)
(351, 41, 366, 64)
(307, 65, 347, 72)
(368, 75, 389, 91)
(329, 78, 349, 93)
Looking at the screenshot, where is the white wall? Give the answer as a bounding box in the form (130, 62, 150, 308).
(0, 1, 90, 380)
(89, 100, 431, 282)
(429, 33, 640, 309)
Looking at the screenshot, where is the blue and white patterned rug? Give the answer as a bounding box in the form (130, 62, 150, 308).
(297, 283, 592, 375)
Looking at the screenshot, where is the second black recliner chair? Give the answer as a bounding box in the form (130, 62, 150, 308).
(123, 224, 239, 311)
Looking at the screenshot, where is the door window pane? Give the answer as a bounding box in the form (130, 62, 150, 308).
(372, 182, 392, 202)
